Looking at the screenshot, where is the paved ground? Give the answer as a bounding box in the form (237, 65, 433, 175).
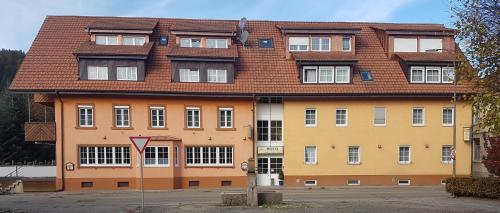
(0, 186, 499, 213)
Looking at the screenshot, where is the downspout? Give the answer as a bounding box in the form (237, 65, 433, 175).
(55, 90, 65, 191)
(252, 94, 256, 159)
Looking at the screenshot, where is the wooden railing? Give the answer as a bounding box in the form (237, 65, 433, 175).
(24, 122, 55, 142)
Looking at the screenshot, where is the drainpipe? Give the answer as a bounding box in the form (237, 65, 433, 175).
(252, 94, 256, 159)
(55, 91, 65, 191)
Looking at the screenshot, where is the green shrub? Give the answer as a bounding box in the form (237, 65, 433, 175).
(446, 177, 500, 199)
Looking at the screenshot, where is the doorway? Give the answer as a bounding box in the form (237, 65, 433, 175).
(257, 157, 282, 186)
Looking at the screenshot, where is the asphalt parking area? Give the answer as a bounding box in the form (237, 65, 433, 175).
(0, 186, 499, 213)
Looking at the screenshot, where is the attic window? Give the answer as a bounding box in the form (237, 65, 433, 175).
(258, 38, 274, 48)
(360, 70, 373, 81)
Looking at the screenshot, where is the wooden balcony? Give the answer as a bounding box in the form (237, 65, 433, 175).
(24, 122, 56, 142)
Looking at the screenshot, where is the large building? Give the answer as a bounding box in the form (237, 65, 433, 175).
(10, 16, 474, 191)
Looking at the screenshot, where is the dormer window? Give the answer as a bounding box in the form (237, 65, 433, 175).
(289, 37, 309, 51)
(206, 39, 228, 48)
(207, 69, 227, 83)
(394, 38, 417, 52)
(87, 66, 108, 80)
(116, 67, 138, 81)
(302, 66, 351, 84)
(425, 67, 441, 83)
(95, 35, 118, 45)
(303, 66, 317, 83)
(441, 67, 455, 83)
(419, 38, 442, 52)
(123, 36, 145, 46)
(410, 67, 425, 83)
(311, 37, 330, 51)
(179, 68, 200, 82)
(342, 37, 351, 51)
(410, 66, 454, 84)
(180, 38, 201, 48)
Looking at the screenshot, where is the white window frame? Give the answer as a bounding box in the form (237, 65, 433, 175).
(442, 107, 454, 126)
(318, 66, 334, 83)
(373, 107, 387, 126)
(394, 38, 417, 52)
(185, 146, 233, 167)
(207, 69, 227, 83)
(347, 179, 360, 186)
(179, 68, 200, 82)
(186, 107, 201, 128)
(398, 180, 411, 186)
(303, 66, 318, 83)
(79, 146, 130, 167)
(441, 145, 453, 164)
(114, 105, 130, 128)
(305, 108, 317, 127)
(219, 107, 233, 128)
(304, 180, 317, 186)
(410, 66, 425, 83)
(180, 38, 201, 48)
(116, 67, 138, 81)
(419, 38, 442, 52)
(335, 66, 350, 83)
(412, 107, 425, 126)
(95, 35, 118, 45)
(342, 37, 352, 52)
(441, 67, 455, 84)
(398, 146, 411, 164)
(348, 146, 361, 165)
(78, 105, 94, 128)
(289, 37, 309, 51)
(335, 108, 348, 127)
(144, 146, 170, 167)
(206, 38, 228, 48)
(87, 66, 108, 80)
(473, 140, 481, 162)
(311, 37, 331, 51)
(150, 106, 165, 128)
(304, 146, 317, 165)
(425, 67, 441, 83)
(123, 36, 146, 46)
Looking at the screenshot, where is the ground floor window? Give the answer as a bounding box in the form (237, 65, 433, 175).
(185, 146, 233, 166)
(79, 146, 130, 167)
(441, 145, 452, 164)
(144, 146, 169, 167)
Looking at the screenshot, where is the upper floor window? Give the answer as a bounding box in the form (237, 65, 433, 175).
(442, 67, 455, 83)
(319, 66, 334, 83)
(335, 66, 350, 83)
(218, 107, 233, 128)
(206, 38, 228, 48)
(116, 67, 138, 81)
(87, 66, 108, 80)
(186, 107, 201, 128)
(342, 37, 351, 51)
(412, 107, 425, 126)
(374, 107, 386, 126)
(311, 37, 330, 51)
(394, 38, 417, 52)
(270, 120, 283, 141)
(426, 67, 441, 83)
(114, 105, 130, 128)
(410, 66, 424, 83)
(123, 36, 145, 46)
(207, 69, 227, 83)
(180, 38, 201, 48)
(78, 105, 93, 128)
(305, 108, 317, 127)
(442, 108, 454, 126)
(302, 66, 350, 84)
(411, 66, 454, 84)
(419, 38, 442, 52)
(303, 66, 318, 83)
(289, 37, 309, 51)
(179, 69, 200, 82)
(95, 35, 118, 45)
(336, 108, 348, 126)
(150, 106, 165, 128)
(473, 139, 481, 162)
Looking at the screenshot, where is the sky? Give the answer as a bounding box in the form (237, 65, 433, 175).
(0, 0, 456, 51)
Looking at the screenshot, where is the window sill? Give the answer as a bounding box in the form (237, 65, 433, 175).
(336, 124, 348, 127)
(442, 161, 453, 164)
(185, 165, 234, 168)
(184, 128, 204, 131)
(75, 126, 97, 130)
(398, 162, 412, 165)
(111, 127, 134, 130)
(305, 125, 317, 128)
(374, 124, 387, 127)
(305, 162, 317, 165)
(412, 125, 425, 127)
(442, 124, 454, 127)
(78, 165, 132, 168)
(148, 127, 168, 130)
(348, 162, 361, 165)
(216, 127, 237, 131)
(144, 165, 170, 168)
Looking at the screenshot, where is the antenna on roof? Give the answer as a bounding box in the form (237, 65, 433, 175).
(239, 30, 249, 47)
(238, 17, 249, 47)
(238, 17, 247, 31)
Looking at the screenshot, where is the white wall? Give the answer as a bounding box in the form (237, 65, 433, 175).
(0, 166, 56, 177)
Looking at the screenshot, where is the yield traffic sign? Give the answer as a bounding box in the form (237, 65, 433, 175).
(129, 136, 151, 153)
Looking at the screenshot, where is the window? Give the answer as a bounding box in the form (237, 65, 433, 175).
(336, 108, 348, 126)
(219, 108, 233, 128)
(269, 158, 283, 174)
(78, 105, 93, 127)
(270, 120, 282, 141)
(342, 37, 351, 51)
(442, 145, 452, 164)
(360, 70, 373, 81)
(123, 36, 145, 46)
(399, 146, 411, 164)
(304, 180, 317, 186)
(87, 66, 108, 80)
(258, 38, 274, 48)
(79, 146, 130, 166)
(179, 69, 200, 82)
(374, 107, 386, 126)
(304, 146, 317, 164)
(257, 120, 269, 141)
(185, 146, 233, 166)
(150, 106, 165, 128)
(442, 67, 455, 83)
(186, 107, 201, 128)
(174, 146, 180, 167)
(145, 146, 169, 167)
(303, 66, 317, 83)
(394, 38, 417, 52)
(81, 182, 93, 188)
(348, 146, 360, 164)
(442, 108, 454, 126)
(206, 39, 227, 48)
(221, 181, 232, 186)
(335, 66, 350, 83)
(289, 37, 309, 51)
(114, 106, 130, 128)
(95, 35, 118, 45)
(398, 180, 411, 185)
(412, 108, 425, 126)
(426, 67, 441, 83)
(207, 69, 227, 83)
(318, 66, 334, 83)
(180, 38, 201, 48)
(347, 179, 360, 186)
(473, 139, 481, 162)
(410, 66, 425, 83)
(419, 38, 442, 52)
(305, 108, 317, 127)
(257, 158, 268, 174)
(311, 37, 330, 51)
(117, 182, 129, 188)
(116, 67, 137, 81)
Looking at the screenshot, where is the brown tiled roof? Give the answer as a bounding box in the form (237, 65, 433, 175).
(371, 24, 456, 33)
(86, 18, 158, 31)
(277, 23, 361, 31)
(170, 21, 237, 33)
(9, 16, 473, 96)
(167, 45, 238, 59)
(292, 52, 357, 62)
(396, 53, 457, 62)
(74, 42, 154, 57)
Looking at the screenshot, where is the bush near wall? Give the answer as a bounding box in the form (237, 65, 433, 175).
(446, 177, 500, 199)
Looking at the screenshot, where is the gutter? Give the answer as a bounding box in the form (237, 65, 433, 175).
(55, 91, 65, 191)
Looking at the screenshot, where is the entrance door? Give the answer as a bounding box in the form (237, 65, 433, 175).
(257, 157, 283, 186)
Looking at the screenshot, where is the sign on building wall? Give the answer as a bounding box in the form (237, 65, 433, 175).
(257, 146, 284, 154)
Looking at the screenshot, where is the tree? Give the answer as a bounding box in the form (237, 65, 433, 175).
(483, 136, 500, 175)
(452, 0, 499, 135)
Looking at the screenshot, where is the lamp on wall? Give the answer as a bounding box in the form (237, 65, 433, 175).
(378, 145, 383, 149)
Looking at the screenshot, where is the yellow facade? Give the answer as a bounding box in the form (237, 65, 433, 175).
(283, 99, 472, 186)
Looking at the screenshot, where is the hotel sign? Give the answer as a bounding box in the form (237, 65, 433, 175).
(258, 146, 283, 154)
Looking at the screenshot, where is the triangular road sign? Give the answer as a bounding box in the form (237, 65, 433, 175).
(129, 136, 151, 153)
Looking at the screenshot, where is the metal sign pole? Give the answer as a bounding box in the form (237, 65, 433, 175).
(140, 151, 144, 212)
